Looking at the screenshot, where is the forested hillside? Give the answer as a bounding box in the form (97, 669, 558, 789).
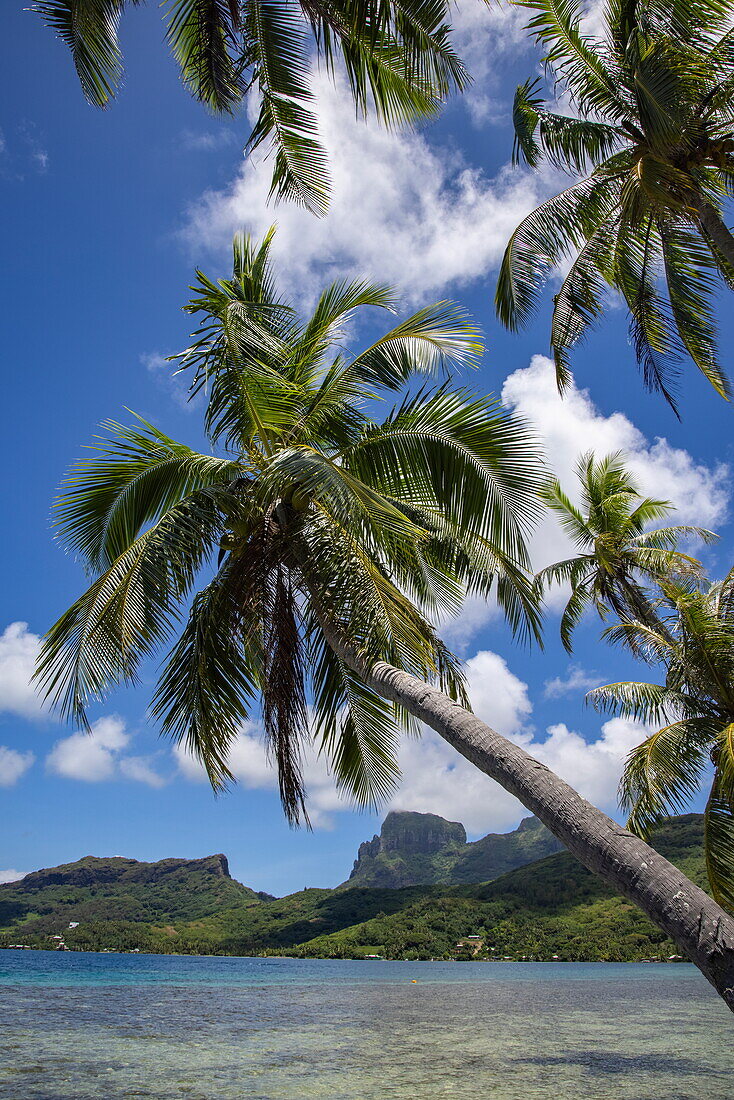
(346, 812, 562, 888)
(0, 816, 706, 962)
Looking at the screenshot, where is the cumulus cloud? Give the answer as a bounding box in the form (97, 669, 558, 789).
(463, 650, 534, 737)
(0, 745, 35, 787)
(0, 622, 50, 720)
(391, 712, 649, 835)
(118, 756, 168, 789)
(174, 721, 345, 828)
(182, 72, 557, 305)
(46, 716, 129, 782)
(388, 654, 649, 833)
(46, 716, 165, 787)
(437, 595, 501, 654)
(450, 0, 530, 124)
(544, 665, 604, 699)
(174, 648, 646, 835)
(0, 869, 28, 884)
(502, 356, 729, 603)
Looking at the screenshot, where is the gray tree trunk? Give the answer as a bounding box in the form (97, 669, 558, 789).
(689, 194, 734, 272)
(320, 623, 734, 1012)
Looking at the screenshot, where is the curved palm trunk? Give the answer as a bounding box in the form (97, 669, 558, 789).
(319, 623, 734, 1011)
(689, 193, 734, 272)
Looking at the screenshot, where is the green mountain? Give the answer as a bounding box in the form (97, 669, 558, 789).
(294, 814, 707, 962)
(0, 854, 262, 940)
(0, 815, 709, 963)
(346, 811, 563, 888)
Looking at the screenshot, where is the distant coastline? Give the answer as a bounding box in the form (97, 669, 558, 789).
(1, 813, 706, 965)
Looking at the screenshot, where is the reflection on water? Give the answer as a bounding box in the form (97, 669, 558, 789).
(0, 955, 730, 1099)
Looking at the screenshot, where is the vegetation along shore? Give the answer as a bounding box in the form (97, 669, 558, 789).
(0, 811, 704, 963)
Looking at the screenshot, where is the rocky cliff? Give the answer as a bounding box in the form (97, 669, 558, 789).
(346, 810, 562, 888)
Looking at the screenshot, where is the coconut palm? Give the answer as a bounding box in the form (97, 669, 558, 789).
(590, 570, 734, 912)
(535, 451, 715, 651)
(35, 231, 734, 1008)
(496, 0, 734, 407)
(35, 227, 544, 820)
(34, 0, 467, 214)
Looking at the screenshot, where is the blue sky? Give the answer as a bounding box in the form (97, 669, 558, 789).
(1, 2, 732, 896)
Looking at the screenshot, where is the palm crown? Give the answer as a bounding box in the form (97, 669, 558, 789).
(34, 0, 467, 214)
(591, 570, 734, 911)
(535, 452, 714, 651)
(496, 0, 734, 407)
(35, 229, 544, 824)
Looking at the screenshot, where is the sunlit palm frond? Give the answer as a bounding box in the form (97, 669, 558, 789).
(34, 0, 126, 106)
(499, 0, 734, 400)
(619, 717, 714, 835)
(54, 414, 242, 570)
(39, 0, 465, 212)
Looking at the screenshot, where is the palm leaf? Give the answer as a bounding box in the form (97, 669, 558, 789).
(619, 717, 713, 835)
(34, 0, 126, 106)
(165, 0, 245, 111)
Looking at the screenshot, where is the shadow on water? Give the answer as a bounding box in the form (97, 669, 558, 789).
(515, 1052, 717, 1077)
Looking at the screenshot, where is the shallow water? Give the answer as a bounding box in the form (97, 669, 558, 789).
(0, 953, 730, 1099)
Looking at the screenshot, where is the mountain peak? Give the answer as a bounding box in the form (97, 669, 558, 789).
(347, 811, 563, 889)
(0, 852, 256, 937)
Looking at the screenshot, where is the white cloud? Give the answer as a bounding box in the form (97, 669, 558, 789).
(174, 721, 346, 828)
(437, 595, 500, 654)
(544, 664, 604, 699)
(391, 707, 650, 835)
(183, 72, 557, 304)
(46, 716, 129, 782)
(502, 356, 729, 603)
(46, 716, 165, 787)
(389, 729, 525, 834)
(141, 351, 201, 411)
(0, 622, 50, 720)
(174, 652, 533, 830)
(0, 745, 35, 787)
(0, 869, 28, 884)
(389, 652, 647, 833)
(118, 756, 168, 789)
(463, 650, 534, 737)
(174, 647, 645, 836)
(179, 127, 236, 152)
(450, 0, 530, 125)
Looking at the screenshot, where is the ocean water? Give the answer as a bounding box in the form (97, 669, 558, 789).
(0, 953, 730, 1099)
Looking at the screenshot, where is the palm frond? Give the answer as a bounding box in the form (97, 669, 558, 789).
(246, 0, 330, 213)
(519, 0, 626, 119)
(54, 414, 241, 570)
(165, 0, 245, 112)
(36, 486, 224, 724)
(151, 563, 260, 791)
(350, 302, 483, 390)
(496, 173, 621, 331)
(619, 717, 713, 835)
(34, 0, 126, 106)
(704, 771, 734, 912)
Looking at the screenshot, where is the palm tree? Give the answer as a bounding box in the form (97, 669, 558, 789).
(535, 451, 715, 652)
(34, 0, 467, 214)
(36, 231, 734, 1009)
(496, 0, 734, 407)
(591, 570, 734, 913)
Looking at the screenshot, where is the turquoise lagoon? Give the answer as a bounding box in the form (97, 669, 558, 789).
(0, 952, 730, 1099)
